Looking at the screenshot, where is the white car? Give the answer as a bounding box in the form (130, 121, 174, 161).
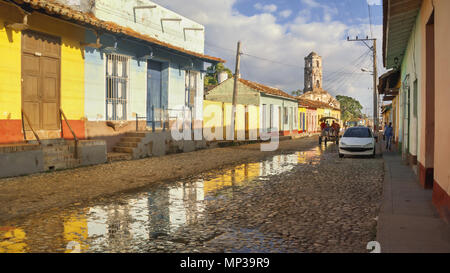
(339, 126, 376, 158)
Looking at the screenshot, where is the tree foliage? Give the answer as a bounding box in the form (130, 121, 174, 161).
(291, 89, 303, 97)
(336, 95, 363, 123)
(204, 63, 233, 88)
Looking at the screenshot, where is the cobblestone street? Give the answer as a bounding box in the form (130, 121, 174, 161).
(0, 138, 384, 253)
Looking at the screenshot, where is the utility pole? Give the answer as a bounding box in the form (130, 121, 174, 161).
(230, 41, 242, 140)
(347, 36, 378, 133)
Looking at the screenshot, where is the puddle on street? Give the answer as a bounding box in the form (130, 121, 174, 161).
(0, 145, 332, 253)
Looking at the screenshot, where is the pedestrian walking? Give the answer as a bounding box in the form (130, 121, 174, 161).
(384, 122, 393, 151)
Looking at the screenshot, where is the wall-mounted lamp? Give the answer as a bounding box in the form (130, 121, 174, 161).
(102, 38, 119, 53)
(138, 46, 154, 60)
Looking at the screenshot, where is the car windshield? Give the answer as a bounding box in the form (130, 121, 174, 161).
(343, 128, 372, 138)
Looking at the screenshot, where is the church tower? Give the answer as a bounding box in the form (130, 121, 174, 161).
(304, 52, 323, 93)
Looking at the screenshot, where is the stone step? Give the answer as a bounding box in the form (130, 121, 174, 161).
(107, 152, 133, 163)
(125, 132, 147, 138)
(120, 137, 142, 143)
(116, 142, 138, 148)
(113, 146, 134, 154)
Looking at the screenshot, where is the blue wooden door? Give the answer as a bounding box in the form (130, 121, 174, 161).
(147, 61, 162, 127)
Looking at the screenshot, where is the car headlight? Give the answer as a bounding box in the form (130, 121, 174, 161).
(340, 141, 347, 146)
(364, 143, 373, 148)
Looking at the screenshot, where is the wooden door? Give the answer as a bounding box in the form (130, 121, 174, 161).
(147, 60, 162, 127)
(22, 30, 61, 131)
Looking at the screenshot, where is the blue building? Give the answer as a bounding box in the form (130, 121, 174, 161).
(65, 0, 224, 150)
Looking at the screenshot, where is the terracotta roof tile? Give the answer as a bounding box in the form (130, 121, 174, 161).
(13, 0, 225, 63)
(297, 98, 339, 110)
(238, 78, 297, 101)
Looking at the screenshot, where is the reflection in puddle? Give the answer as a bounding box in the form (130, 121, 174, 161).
(0, 148, 323, 253)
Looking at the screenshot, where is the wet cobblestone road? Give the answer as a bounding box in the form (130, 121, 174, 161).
(0, 142, 384, 253)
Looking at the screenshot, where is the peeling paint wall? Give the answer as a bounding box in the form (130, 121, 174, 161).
(93, 0, 205, 54)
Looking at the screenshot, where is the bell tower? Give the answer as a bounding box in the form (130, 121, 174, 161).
(304, 52, 323, 93)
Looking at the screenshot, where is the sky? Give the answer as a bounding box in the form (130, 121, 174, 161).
(152, 0, 384, 116)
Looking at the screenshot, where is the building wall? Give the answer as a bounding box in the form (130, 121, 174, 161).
(298, 107, 306, 133)
(93, 0, 205, 54)
(392, 0, 450, 219)
(203, 100, 223, 140)
(305, 108, 318, 133)
(0, 4, 85, 144)
(260, 95, 298, 135)
(430, 0, 450, 218)
(83, 30, 148, 148)
(331, 109, 341, 126)
(0, 4, 22, 143)
(400, 11, 422, 162)
(166, 54, 204, 122)
(83, 28, 205, 150)
(203, 100, 259, 141)
(392, 96, 400, 143)
(205, 79, 260, 106)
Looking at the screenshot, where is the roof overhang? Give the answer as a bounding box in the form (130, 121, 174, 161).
(260, 92, 298, 102)
(4, 0, 225, 64)
(383, 0, 422, 68)
(378, 69, 400, 94)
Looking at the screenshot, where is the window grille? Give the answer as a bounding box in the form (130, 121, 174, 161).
(106, 54, 129, 121)
(185, 71, 198, 108)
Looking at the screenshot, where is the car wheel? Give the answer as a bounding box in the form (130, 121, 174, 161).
(339, 153, 344, 158)
(371, 148, 376, 158)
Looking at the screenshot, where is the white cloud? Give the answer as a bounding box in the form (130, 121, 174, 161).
(278, 10, 293, 19)
(254, 3, 278, 13)
(301, 0, 321, 8)
(367, 0, 382, 5)
(151, 0, 384, 113)
(300, 0, 338, 23)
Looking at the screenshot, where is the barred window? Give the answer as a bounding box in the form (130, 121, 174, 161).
(185, 71, 198, 108)
(106, 54, 129, 121)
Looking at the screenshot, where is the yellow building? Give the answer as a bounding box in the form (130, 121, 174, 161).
(0, 1, 86, 143)
(297, 106, 307, 133)
(203, 100, 259, 141)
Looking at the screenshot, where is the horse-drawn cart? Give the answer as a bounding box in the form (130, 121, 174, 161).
(318, 117, 340, 145)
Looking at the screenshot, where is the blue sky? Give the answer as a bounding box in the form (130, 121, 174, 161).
(153, 0, 384, 116)
(235, 0, 382, 26)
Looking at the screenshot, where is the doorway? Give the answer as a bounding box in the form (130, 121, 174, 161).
(21, 30, 61, 135)
(147, 60, 163, 128)
(423, 11, 435, 188)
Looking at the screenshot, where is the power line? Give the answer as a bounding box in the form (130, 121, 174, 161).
(324, 50, 372, 94)
(323, 49, 372, 83)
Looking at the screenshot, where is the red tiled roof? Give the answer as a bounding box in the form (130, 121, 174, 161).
(10, 0, 225, 63)
(238, 78, 297, 101)
(297, 98, 339, 110)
